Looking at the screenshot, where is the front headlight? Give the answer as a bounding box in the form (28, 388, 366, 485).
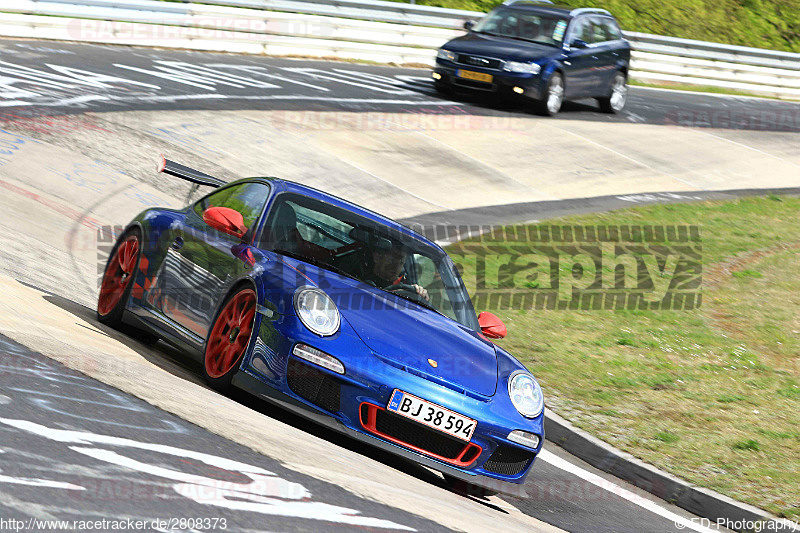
(508, 371, 544, 418)
(437, 49, 456, 61)
(504, 61, 541, 74)
(294, 287, 340, 337)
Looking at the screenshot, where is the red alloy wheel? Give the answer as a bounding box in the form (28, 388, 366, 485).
(98, 235, 139, 316)
(205, 289, 256, 379)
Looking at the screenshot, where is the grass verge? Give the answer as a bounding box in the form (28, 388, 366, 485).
(453, 195, 800, 519)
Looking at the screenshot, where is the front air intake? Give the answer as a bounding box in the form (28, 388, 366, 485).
(482, 445, 535, 476)
(286, 358, 341, 413)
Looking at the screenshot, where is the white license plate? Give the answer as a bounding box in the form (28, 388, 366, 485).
(387, 389, 476, 441)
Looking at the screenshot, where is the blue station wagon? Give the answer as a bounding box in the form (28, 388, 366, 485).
(433, 0, 631, 115)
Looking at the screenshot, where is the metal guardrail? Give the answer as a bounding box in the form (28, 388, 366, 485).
(1, 0, 799, 98)
(183, 0, 485, 28)
(624, 31, 800, 71)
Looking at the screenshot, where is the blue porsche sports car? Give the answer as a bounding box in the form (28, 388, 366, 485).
(97, 158, 545, 496)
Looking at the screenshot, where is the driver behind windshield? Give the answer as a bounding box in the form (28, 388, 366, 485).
(359, 236, 429, 302)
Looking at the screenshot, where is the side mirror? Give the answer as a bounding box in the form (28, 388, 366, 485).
(478, 311, 507, 339)
(570, 38, 589, 49)
(203, 206, 247, 239)
(463, 20, 475, 31)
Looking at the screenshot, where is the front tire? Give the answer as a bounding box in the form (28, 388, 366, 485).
(203, 286, 257, 391)
(535, 72, 564, 116)
(598, 71, 627, 113)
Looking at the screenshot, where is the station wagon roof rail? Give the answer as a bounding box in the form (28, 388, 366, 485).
(501, 0, 554, 6)
(569, 7, 612, 16)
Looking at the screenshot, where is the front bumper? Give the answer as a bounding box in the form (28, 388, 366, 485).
(433, 61, 543, 100)
(233, 370, 531, 497)
(239, 317, 543, 496)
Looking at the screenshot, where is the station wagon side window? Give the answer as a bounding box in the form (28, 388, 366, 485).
(569, 17, 594, 45)
(602, 18, 623, 41)
(193, 182, 271, 237)
(585, 16, 610, 43)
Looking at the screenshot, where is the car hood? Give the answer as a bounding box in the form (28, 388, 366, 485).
(443, 32, 561, 62)
(342, 291, 499, 397)
(284, 258, 498, 397)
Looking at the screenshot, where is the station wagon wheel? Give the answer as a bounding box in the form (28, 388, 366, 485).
(203, 287, 257, 390)
(98, 229, 141, 326)
(535, 72, 563, 116)
(598, 71, 628, 113)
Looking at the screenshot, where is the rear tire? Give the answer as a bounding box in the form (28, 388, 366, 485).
(534, 72, 564, 116)
(97, 228, 141, 328)
(203, 286, 257, 391)
(97, 228, 159, 344)
(597, 71, 627, 113)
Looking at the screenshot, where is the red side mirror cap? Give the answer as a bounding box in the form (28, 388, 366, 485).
(203, 206, 247, 238)
(478, 311, 507, 339)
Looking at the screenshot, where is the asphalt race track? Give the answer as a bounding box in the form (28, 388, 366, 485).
(1, 38, 798, 533)
(2, 40, 799, 132)
(0, 334, 440, 532)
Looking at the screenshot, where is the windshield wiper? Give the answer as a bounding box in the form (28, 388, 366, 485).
(476, 31, 556, 47)
(520, 38, 558, 47)
(504, 35, 557, 46)
(274, 248, 359, 281)
(385, 289, 446, 317)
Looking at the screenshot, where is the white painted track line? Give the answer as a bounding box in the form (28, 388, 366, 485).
(539, 450, 719, 533)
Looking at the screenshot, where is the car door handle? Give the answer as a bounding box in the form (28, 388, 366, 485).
(591, 55, 599, 60)
(171, 236, 184, 250)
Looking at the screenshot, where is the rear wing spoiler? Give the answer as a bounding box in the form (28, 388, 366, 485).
(157, 155, 225, 188)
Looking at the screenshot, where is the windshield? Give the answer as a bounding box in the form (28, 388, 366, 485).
(473, 8, 568, 47)
(261, 194, 480, 330)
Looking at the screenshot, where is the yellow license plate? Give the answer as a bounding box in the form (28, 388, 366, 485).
(456, 69, 493, 83)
